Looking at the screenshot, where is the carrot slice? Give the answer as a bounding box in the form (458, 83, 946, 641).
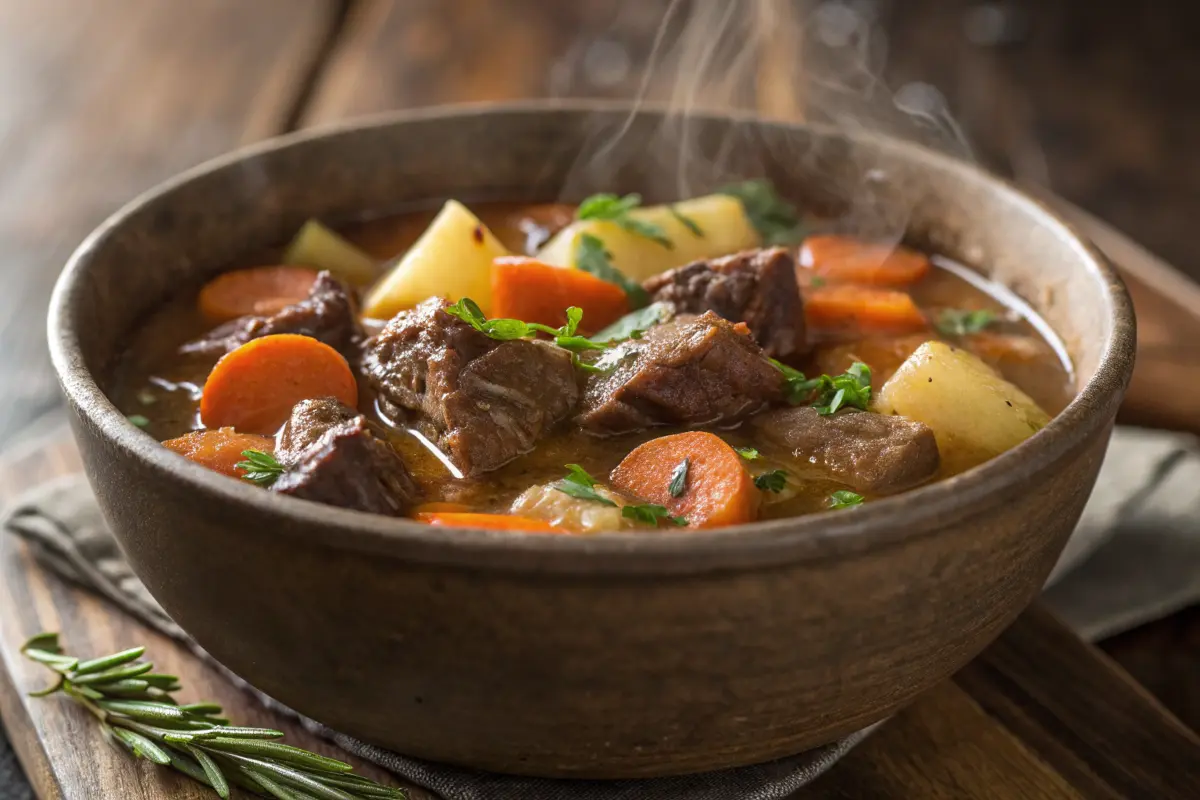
(416, 512, 566, 534)
(162, 429, 275, 479)
(805, 285, 929, 335)
(491, 257, 629, 332)
(199, 334, 357, 434)
(610, 431, 759, 529)
(198, 266, 320, 323)
(800, 235, 931, 286)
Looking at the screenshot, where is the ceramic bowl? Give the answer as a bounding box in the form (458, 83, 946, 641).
(48, 102, 1136, 778)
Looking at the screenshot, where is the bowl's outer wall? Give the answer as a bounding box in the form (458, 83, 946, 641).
(54, 106, 1133, 778)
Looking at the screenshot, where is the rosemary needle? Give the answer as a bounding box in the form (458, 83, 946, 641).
(21, 633, 406, 800)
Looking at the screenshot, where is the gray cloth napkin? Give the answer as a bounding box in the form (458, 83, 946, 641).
(5, 426, 1199, 799)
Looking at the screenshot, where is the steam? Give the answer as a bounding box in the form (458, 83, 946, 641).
(553, 0, 976, 239)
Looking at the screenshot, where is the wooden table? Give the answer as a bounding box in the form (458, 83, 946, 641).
(0, 0, 1197, 796)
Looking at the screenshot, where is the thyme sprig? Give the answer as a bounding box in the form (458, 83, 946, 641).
(21, 633, 406, 800)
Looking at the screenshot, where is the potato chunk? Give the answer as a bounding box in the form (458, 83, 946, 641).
(362, 200, 508, 319)
(874, 340, 1051, 472)
(536, 194, 758, 282)
(511, 483, 629, 534)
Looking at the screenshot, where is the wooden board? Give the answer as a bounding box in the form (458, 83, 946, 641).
(1, 432, 1198, 799)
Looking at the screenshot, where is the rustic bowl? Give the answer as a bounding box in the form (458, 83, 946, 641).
(48, 102, 1135, 779)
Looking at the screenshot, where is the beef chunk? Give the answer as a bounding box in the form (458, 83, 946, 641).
(578, 312, 784, 434)
(751, 406, 939, 494)
(643, 247, 806, 357)
(271, 397, 418, 515)
(361, 298, 579, 475)
(181, 271, 362, 359)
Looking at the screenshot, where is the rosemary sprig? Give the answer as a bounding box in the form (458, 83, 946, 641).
(21, 633, 406, 800)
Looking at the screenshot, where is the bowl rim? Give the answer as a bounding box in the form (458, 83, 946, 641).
(48, 99, 1137, 576)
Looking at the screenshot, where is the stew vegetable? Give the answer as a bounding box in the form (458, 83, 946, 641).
(111, 181, 1073, 534)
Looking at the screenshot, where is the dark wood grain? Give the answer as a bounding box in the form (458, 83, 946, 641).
(0, 0, 334, 445)
(2, 431, 1198, 799)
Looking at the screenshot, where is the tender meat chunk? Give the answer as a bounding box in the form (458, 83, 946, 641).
(361, 298, 579, 475)
(271, 397, 418, 515)
(643, 247, 806, 357)
(750, 406, 939, 494)
(181, 271, 362, 359)
(579, 312, 784, 434)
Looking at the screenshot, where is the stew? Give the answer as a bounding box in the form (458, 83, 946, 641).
(110, 182, 1073, 533)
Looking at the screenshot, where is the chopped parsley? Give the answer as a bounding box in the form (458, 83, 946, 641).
(236, 449, 286, 487)
(772, 360, 872, 416)
(577, 193, 672, 249)
(754, 469, 788, 493)
(444, 299, 608, 373)
(809, 275, 827, 288)
(553, 464, 616, 506)
(668, 458, 690, 497)
(575, 234, 650, 309)
(828, 490, 865, 509)
(591, 301, 673, 343)
(668, 204, 704, 237)
(622, 504, 688, 527)
(126, 414, 150, 428)
(736, 447, 760, 460)
(936, 308, 997, 337)
(721, 179, 806, 246)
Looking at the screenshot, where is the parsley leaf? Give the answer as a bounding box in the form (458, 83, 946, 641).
(553, 464, 617, 506)
(668, 205, 704, 237)
(736, 447, 760, 460)
(829, 490, 865, 509)
(772, 360, 872, 415)
(236, 449, 286, 488)
(126, 414, 150, 428)
(622, 504, 687, 527)
(444, 299, 608, 373)
(668, 458, 690, 497)
(592, 301, 673, 343)
(577, 193, 672, 249)
(936, 308, 997, 337)
(754, 469, 788, 493)
(576, 234, 650, 309)
(722, 179, 806, 246)
(809, 275, 826, 288)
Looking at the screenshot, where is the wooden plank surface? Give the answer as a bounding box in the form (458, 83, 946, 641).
(1, 432, 1197, 799)
(0, 0, 333, 445)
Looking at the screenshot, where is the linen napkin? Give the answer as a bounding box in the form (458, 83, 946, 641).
(5, 426, 1199, 798)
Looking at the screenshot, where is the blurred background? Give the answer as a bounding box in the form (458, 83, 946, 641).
(0, 0, 1196, 450)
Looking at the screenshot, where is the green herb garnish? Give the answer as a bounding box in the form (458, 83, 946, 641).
(444, 299, 609, 373)
(736, 447, 760, 460)
(592, 301, 673, 343)
(754, 470, 788, 493)
(577, 193, 672, 248)
(936, 308, 997, 337)
(126, 414, 150, 428)
(21, 633, 405, 799)
(809, 275, 827, 288)
(553, 464, 617, 506)
(721, 179, 806, 245)
(829, 490, 865, 509)
(668, 205, 704, 238)
(622, 504, 688, 527)
(235, 450, 286, 488)
(772, 360, 872, 416)
(668, 458, 690, 497)
(575, 234, 650, 309)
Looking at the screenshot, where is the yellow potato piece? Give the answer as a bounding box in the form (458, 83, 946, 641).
(283, 220, 378, 286)
(875, 340, 1052, 473)
(537, 194, 759, 282)
(362, 200, 508, 319)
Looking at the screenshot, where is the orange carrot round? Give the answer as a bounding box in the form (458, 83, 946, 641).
(198, 266, 319, 323)
(800, 235, 931, 287)
(805, 285, 928, 336)
(199, 334, 357, 434)
(610, 432, 759, 529)
(491, 257, 629, 332)
(416, 512, 566, 534)
(162, 429, 275, 479)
